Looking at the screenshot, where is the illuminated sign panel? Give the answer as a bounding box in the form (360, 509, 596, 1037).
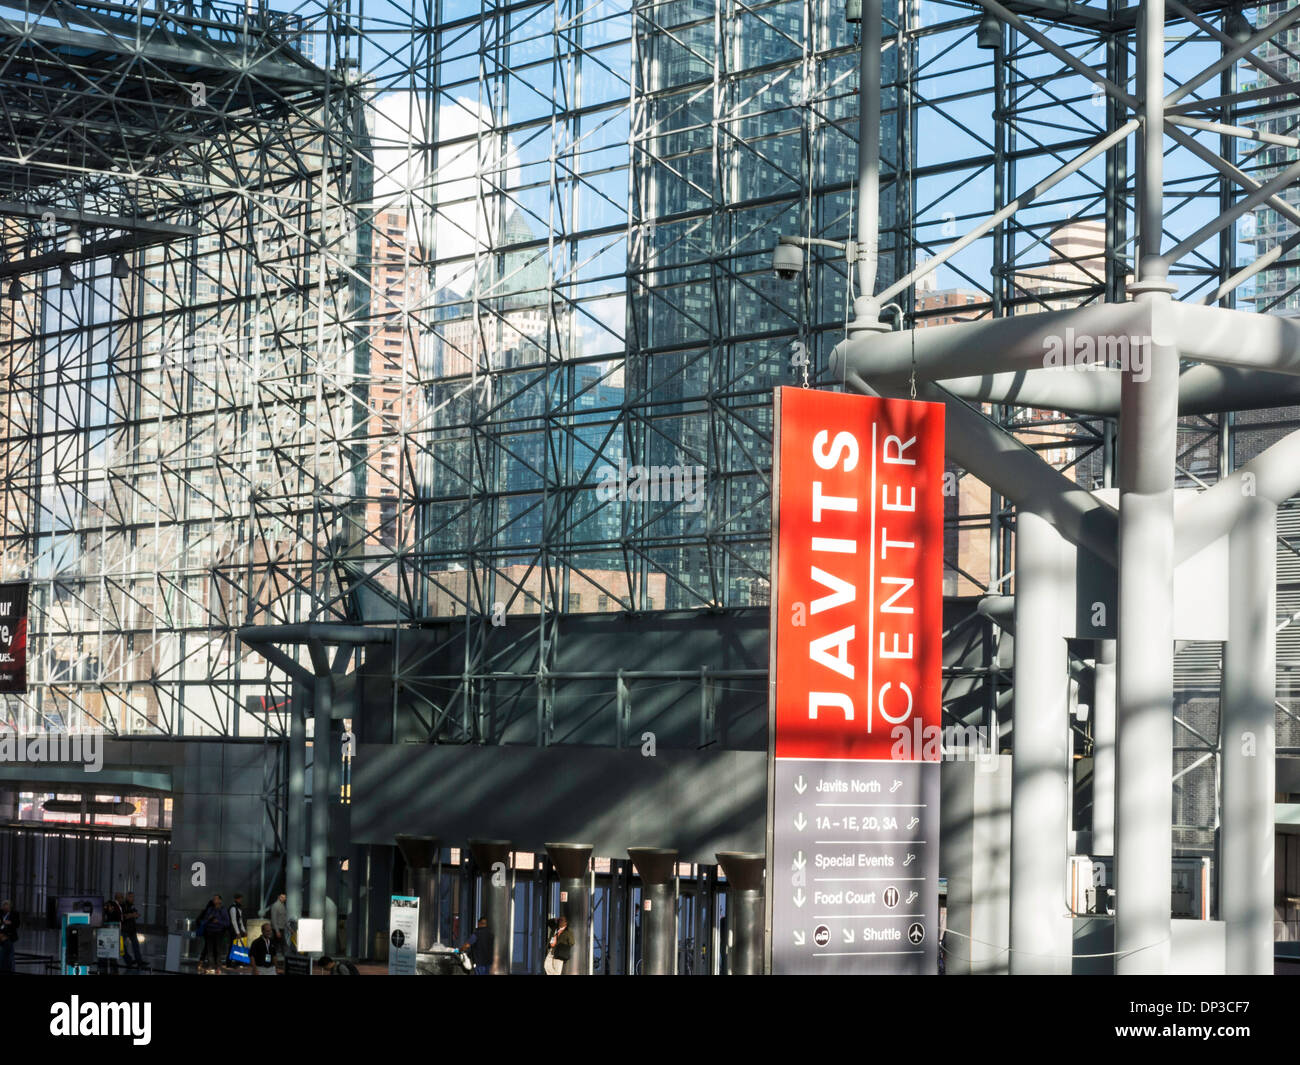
(0, 582, 28, 694)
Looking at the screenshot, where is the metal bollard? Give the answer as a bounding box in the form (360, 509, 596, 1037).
(467, 839, 513, 974)
(545, 842, 593, 975)
(716, 852, 765, 975)
(628, 847, 678, 975)
(394, 834, 441, 952)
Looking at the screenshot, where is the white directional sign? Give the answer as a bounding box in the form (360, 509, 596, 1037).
(388, 895, 419, 975)
(772, 758, 939, 973)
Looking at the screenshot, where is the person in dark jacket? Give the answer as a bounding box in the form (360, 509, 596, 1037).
(198, 895, 231, 972)
(318, 955, 359, 975)
(0, 900, 19, 974)
(120, 892, 142, 968)
(227, 893, 247, 967)
(545, 914, 575, 975)
(102, 894, 123, 972)
(269, 893, 288, 953)
(250, 923, 277, 975)
(103, 894, 122, 926)
(461, 917, 494, 975)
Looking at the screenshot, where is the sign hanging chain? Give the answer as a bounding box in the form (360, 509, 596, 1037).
(910, 323, 917, 400)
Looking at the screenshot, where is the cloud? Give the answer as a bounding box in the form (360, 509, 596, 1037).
(364, 91, 523, 292)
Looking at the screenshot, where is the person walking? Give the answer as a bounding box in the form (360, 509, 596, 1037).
(250, 923, 277, 975)
(0, 900, 19, 974)
(228, 893, 248, 967)
(269, 893, 288, 954)
(120, 892, 143, 969)
(102, 893, 123, 973)
(198, 895, 231, 973)
(544, 914, 574, 975)
(461, 917, 494, 975)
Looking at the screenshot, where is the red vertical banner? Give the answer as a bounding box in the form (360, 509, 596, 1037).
(768, 387, 945, 974)
(771, 388, 944, 762)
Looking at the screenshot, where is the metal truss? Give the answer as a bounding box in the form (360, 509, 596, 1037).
(0, 0, 1297, 840)
(843, 0, 1300, 871)
(0, 0, 909, 742)
(832, 0, 1300, 972)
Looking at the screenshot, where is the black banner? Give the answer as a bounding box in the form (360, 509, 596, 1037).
(0, 581, 29, 693)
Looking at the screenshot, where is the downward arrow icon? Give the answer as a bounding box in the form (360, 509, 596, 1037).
(794, 775, 807, 794)
(792, 851, 806, 871)
(793, 889, 806, 908)
(793, 812, 807, 831)
(842, 928, 855, 944)
(793, 930, 806, 946)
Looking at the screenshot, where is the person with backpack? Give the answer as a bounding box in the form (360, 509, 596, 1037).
(318, 954, 359, 975)
(197, 895, 231, 973)
(461, 917, 494, 975)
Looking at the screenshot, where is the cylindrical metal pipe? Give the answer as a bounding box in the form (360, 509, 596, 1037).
(394, 835, 441, 953)
(716, 852, 765, 975)
(629, 848, 677, 975)
(546, 842, 593, 975)
(1092, 640, 1117, 858)
(1138, 0, 1169, 285)
(1115, 312, 1178, 974)
(1222, 497, 1276, 974)
(467, 839, 512, 974)
(1009, 510, 1073, 974)
(286, 680, 307, 923)
(1116, 5, 1176, 974)
(857, 0, 881, 300)
(311, 674, 333, 951)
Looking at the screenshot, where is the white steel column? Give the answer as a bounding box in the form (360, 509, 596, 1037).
(1222, 497, 1276, 974)
(1115, 0, 1177, 976)
(1009, 509, 1073, 974)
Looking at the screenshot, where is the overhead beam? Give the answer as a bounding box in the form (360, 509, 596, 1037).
(830, 301, 1151, 383)
(0, 230, 195, 280)
(0, 12, 326, 89)
(1176, 424, 1300, 561)
(0, 200, 196, 236)
(934, 363, 1300, 417)
(844, 374, 1121, 563)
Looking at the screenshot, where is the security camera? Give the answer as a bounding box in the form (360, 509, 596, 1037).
(772, 241, 804, 281)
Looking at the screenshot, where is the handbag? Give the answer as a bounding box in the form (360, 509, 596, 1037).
(229, 941, 251, 965)
(458, 950, 473, 973)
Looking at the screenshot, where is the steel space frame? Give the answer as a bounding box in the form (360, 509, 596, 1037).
(835, 0, 1300, 974)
